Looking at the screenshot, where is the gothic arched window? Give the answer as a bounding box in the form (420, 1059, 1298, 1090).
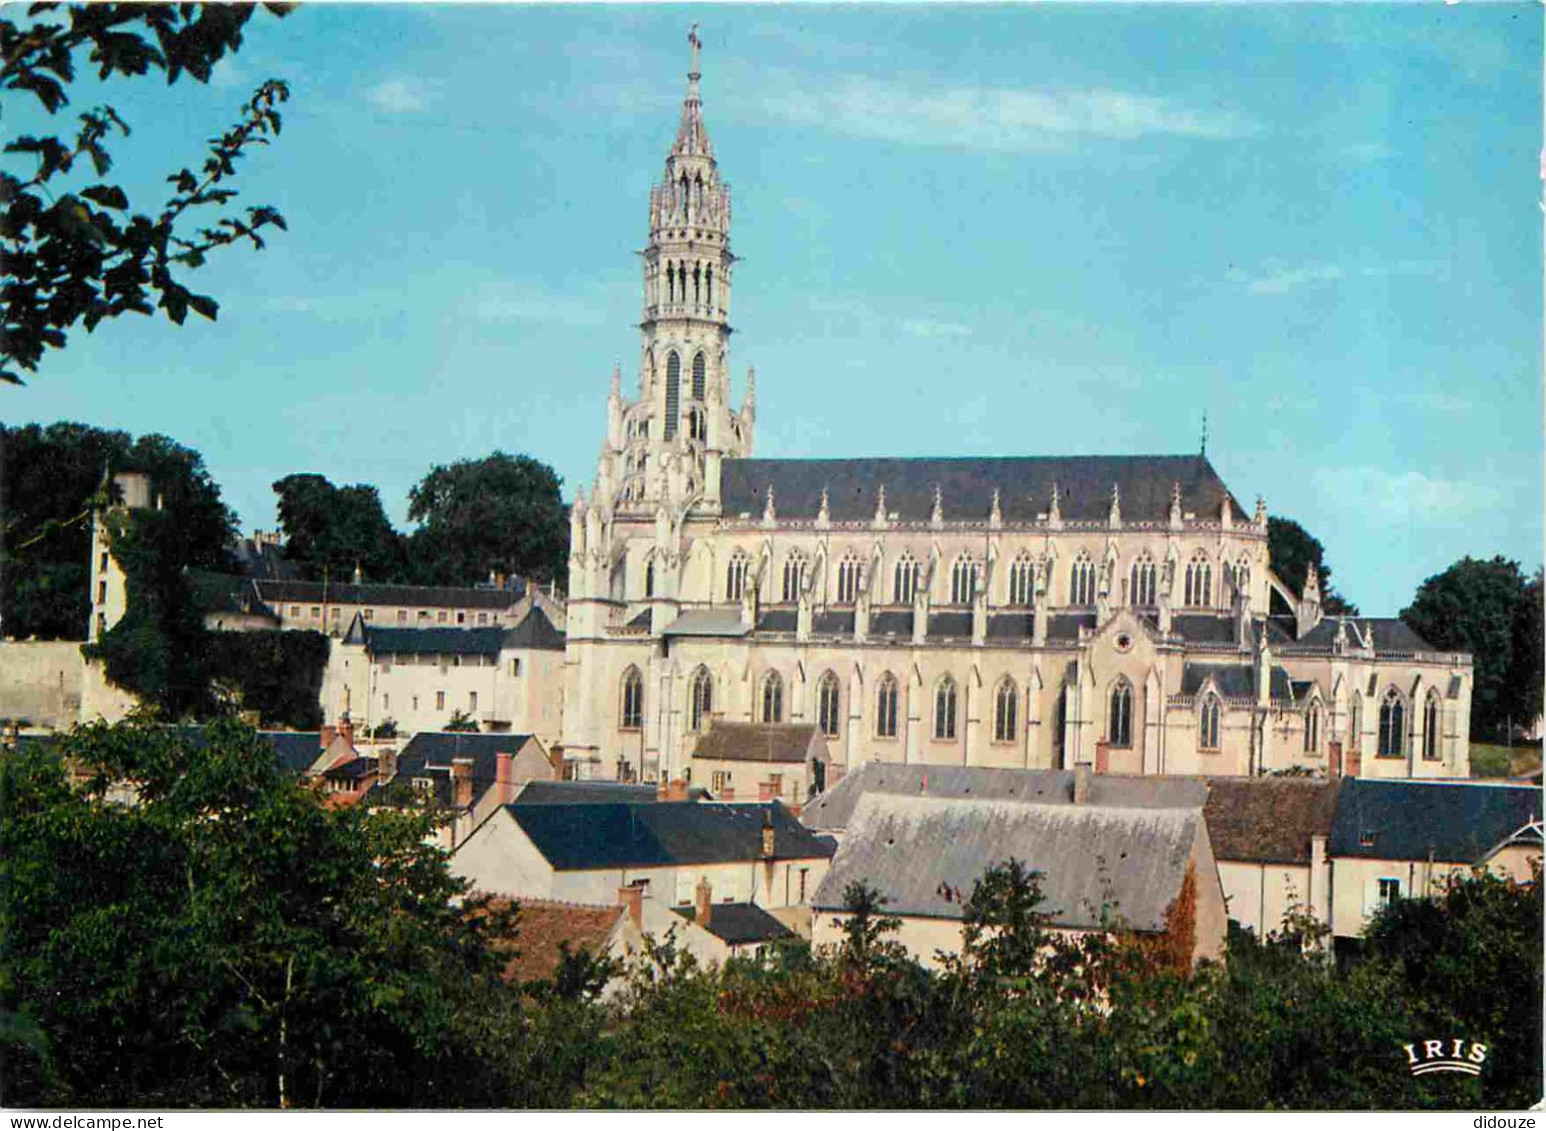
(934, 676, 958, 740)
(1304, 701, 1321, 754)
(1199, 693, 1221, 750)
(876, 674, 898, 738)
(1184, 552, 1212, 608)
(782, 553, 806, 602)
(644, 557, 655, 599)
(690, 667, 713, 733)
(1423, 690, 1441, 760)
(1378, 689, 1405, 758)
(951, 555, 978, 605)
(836, 555, 862, 604)
(1232, 558, 1252, 602)
(620, 667, 644, 731)
(818, 671, 841, 738)
(1008, 553, 1034, 607)
(706, 265, 714, 307)
(1070, 553, 1096, 607)
(691, 351, 706, 401)
(761, 671, 784, 724)
(1108, 680, 1133, 748)
(664, 351, 681, 440)
(993, 678, 1018, 743)
(665, 260, 675, 303)
(725, 552, 748, 602)
(894, 555, 920, 604)
(1130, 554, 1157, 607)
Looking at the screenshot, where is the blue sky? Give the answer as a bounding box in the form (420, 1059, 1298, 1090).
(8, 2, 1540, 615)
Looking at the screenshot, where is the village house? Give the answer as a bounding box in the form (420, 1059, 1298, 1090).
(688, 721, 830, 805)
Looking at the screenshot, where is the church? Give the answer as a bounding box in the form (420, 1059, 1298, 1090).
(557, 37, 1475, 786)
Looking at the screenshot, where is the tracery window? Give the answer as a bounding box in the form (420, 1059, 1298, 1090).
(1130, 554, 1157, 607)
(876, 674, 899, 738)
(951, 555, 978, 605)
(1199, 693, 1221, 750)
(691, 351, 707, 401)
(664, 351, 681, 440)
(894, 555, 920, 604)
(761, 671, 784, 724)
(1108, 680, 1133, 748)
(934, 676, 958, 740)
(836, 555, 862, 604)
(1304, 701, 1321, 754)
(1069, 553, 1096, 607)
(782, 553, 806, 602)
(1423, 691, 1441, 760)
(818, 672, 841, 738)
(1231, 558, 1251, 601)
(690, 667, 713, 732)
(1378, 689, 1405, 758)
(1184, 552, 1212, 608)
(620, 667, 644, 730)
(725, 552, 749, 602)
(993, 678, 1018, 743)
(1008, 554, 1035, 607)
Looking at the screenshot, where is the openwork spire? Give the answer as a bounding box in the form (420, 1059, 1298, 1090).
(674, 25, 713, 158)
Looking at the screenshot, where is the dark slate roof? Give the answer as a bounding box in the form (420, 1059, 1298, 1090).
(1179, 663, 1293, 700)
(756, 609, 798, 633)
(255, 578, 524, 609)
(693, 723, 820, 764)
(1047, 613, 1097, 641)
(358, 626, 511, 657)
(720, 455, 1243, 524)
(501, 607, 566, 650)
(1171, 614, 1241, 645)
(189, 570, 278, 620)
(1204, 778, 1341, 864)
(262, 731, 324, 774)
(323, 756, 378, 782)
(514, 780, 659, 805)
(813, 610, 854, 635)
(675, 902, 795, 946)
(986, 612, 1036, 641)
(231, 537, 303, 580)
(928, 611, 973, 638)
(507, 802, 836, 870)
(802, 763, 1208, 831)
(1329, 779, 1542, 863)
(626, 609, 652, 629)
(400, 732, 535, 778)
(869, 610, 912, 636)
(813, 795, 1200, 932)
(662, 609, 750, 637)
(1295, 617, 1440, 654)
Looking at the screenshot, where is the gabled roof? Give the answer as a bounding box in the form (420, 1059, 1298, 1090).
(675, 902, 795, 946)
(1179, 663, 1292, 700)
(692, 722, 822, 764)
(1203, 778, 1341, 864)
(813, 794, 1200, 932)
(505, 801, 835, 870)
(188, 570, 279, 621)
(1294, 617, 1441, 654)
(661, 608, 750, 638)
(501, 607, 566, 650)
(355, 625, 511, 657)
(254, 577, 525, 609)
(720, 454, 1242, 525)
(801, 763, 1207, 831)
(514, 780, 659, 805)
(1330, 779, 1542, 863)
(261, 731, 324, 774)
(480, 897, 626, 985)
(364, 732, 536, 810)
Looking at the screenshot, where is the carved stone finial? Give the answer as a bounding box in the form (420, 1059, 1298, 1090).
(1109, 483, 1121, 527)
(610, 363, 622, 399)
(874, 484, 887, 526)
(930, 484, 944, 527)
(1254, 494, 1267, 527)
(1221, 492, 1233, 528)
(989, 487, 1002, 527)
(761, 485, 776, 526)
(817, 487, 830, 525)
(1169, 482, 1183, 529)
(1048, 482, 1061, 526)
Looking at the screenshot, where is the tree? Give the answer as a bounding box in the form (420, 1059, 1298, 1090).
(407, 452, 568, 587)
(1267, 516, 1358, 616)
(271, 473, 404, 583)
(0, 717, 534, 1107)
(1401, 556, 1538, 739)
(2, 3, 291, 385)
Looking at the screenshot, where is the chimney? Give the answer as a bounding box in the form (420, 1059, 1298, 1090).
(338, 713, 355, 749)
(377, 746, 397, 784)
(320, 724, 337, 749)
(694, 876, 713, 927)
(1073, 763, 1092, 805)
(451, 757, 474, 809)
(760, 810, 776, 858)
(496, 750, 515, 805)
(617, 884, 644, 930)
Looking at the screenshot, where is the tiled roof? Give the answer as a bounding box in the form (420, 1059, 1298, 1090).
(1203, 778, 1342, 864)
(480, 897, 624, 985)
(358, 626, 511, 657)
(675, 902, 795, 946)
(1294, 617, 1440, 654)
(661, 608, 750, 637)
(1170, 614, 1241, 645)
(255, 578, 525, 609)
(692, 722, 820, 764)
(508, 801, 836, 870)
(801, 763, 1207, 831)
(188, 570, 278, 620)
(501, 607, 566, 651)
(720, 455, 1243, 525)
(813, 794, 1200, 933)
(261, 731, 324, 774)
(514, 781, 659, 805)
(1179, 663, 1293, 700)
(1329, 779, 1542, 863)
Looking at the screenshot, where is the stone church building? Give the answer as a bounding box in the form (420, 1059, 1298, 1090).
(558, 38, 1474, 786)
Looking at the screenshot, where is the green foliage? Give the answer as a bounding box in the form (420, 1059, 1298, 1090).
(1, 3, 291, 385)
(0, 717, 539, 1107)
(1267, 516, 1358, 615)
(407, 452, 569, 587)
(271, 473, 405, 583)
(205, 629, 328, 730)
(444, 709, 478, 733)
(1401, 556, 1543, 740)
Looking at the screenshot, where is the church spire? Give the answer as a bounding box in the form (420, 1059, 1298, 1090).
(674, 25, 712, 158)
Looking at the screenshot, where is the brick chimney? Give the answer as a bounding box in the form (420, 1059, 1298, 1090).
(338, 713, 355, 748)
(1073, 763, 1092, 805)
(694, 876, 713, 927)
(496, 751, 515, 805)
(451, 757, 475, 809)
(617, 884, 644, 930)
(760, 810, 776, 858)
(320, 723, 337, 748)
(377, 746, 397, 784)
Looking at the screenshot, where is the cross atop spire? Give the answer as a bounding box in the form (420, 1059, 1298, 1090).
(674, 25, 712, 158)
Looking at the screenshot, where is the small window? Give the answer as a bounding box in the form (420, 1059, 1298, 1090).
(690, 667, 713, 732)
(363, 608, 374, 621)
(1304, 703, 1321, 754)
(438, 611, 448, 624)
(818, 672, 841, 738)
(761, 671, 784, 724)
(711, 770, 731, 794)
(1199, 693, 1221, 751)
(99, 551, 108, 572)
(1377, 877, 1401, 908)
(934, 676, 957, 740)
(412, 696, 419, 710)
(469, 691, 478, 712)
(1108, 681, 1133, 748)
(457, 611, 466, 624)
(397, 610, 407, 624)
(876, 674, 899, 738)
(621, 667, 644, 730)
(1359, 830, 1377, 847)
(436, 691, 446, 711)
(1378, 690, 1405, 758)
(478, 612, 488, 625)
(993, 679, 1018, 742)
(382, 694, 390, 711)
(510, 658, 522, 677)
(311, 607, 320, 619)
(97, 580, 107, 604)
(644, 558, 655, 599)
(1423, 692, 1441, 760)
